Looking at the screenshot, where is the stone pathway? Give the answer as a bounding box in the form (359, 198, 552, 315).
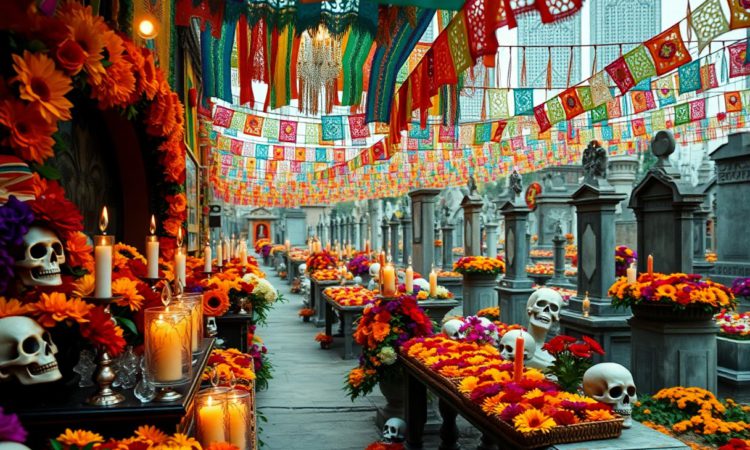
(256, 270, 481, 449)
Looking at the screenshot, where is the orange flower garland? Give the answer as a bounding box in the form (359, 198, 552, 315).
(454, 256, 505, 276)
(323, 286, 375, 307)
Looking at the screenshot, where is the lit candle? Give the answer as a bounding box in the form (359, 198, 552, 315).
(429, 267, 438, 298)
(228, 398, 248, 449)
(150, 313, 183, 382)
(216, 236, 223, 268)
(626, 263, 637, 283)
(513, 336, 525, 382)
(239, 239, 247, 266)
(285, 239, 291, 252)
(198, 394, 226, 444)
(146, 215, 159, 279)
(175, 228, 186, 288)
(230, 234, 236, 260)
(647, 254, 654, 279)
(365, 239, 370, 255)
(203, 236, 212, 273)
(582, 291, 590, 318)
(94, 207, 113, 298)
(382, 263, 396, 297)
(405, 258, 414, 294)
(307, 238, 312, 254)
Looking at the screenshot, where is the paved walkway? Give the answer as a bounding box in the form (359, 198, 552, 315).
(256, 270, 480, 449)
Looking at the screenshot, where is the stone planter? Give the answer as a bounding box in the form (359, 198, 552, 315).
(461, 272, 499, 316)
(631, 303, 715, 322)
(262, 255, 271, 266)
(376, 371, 405, 427)
(319, 341, 332, 350)
(302, 315, 311, 323)
(717, 336, 750, 385)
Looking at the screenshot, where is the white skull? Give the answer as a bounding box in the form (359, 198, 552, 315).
(499, 330, 536, 362)
(0, 316, 61, 385)
(382, 417, 406, 443)
(369, 263, 381, 278)
(0, 443, 32, 450)
(298, 263, 307, 276)
(527, 288, 563, 331)
(583, 363, 637, 428)
(353, 276, 363, 285)
(15, 226, 65, 287)
(441, 319, 465, 340)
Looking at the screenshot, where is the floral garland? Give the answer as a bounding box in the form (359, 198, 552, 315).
(453, 256, 505, 276)
(345, 294, 434, 399)
(305, 250, 338, 272)
(609, 273, 736, 313)
(324, 285, 375, 307)
(732, 277, 750, 299)
(715, 310, 750, 340)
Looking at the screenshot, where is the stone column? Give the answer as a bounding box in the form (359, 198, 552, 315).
(461, 195, 483, 256)
(349, 216, 356, 246)
(389, 215, 400, 262)
(484, 222, 499, 258)
(359, 216, 367, 250)
(441, 222, 455, 271)
(608, 155, 639, 248)
(408, 189, 441, 277)
(401, 212, 412, 267)
(434, 224, 442, 268)
(693, 207, 712, 276)
(498, 200, 535, 326)
(548, 229, 574, 289)
(369, 200, 381, 252)
(338, 218, 345, 245)
(329, 216, 336, 245)
(381, 216, 390, 254)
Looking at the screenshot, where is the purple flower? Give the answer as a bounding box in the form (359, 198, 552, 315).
(499, 403, 525, 422)
(0, 407, 27, 443)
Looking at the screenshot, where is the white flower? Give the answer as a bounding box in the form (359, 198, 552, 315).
(435, 286, 450, 299)
(377, 346, 397, 365)
(243, 273, 278, 302)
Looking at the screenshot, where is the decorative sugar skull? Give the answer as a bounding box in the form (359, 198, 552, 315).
(298, 263, 307, 277)
(353, 276, 363, 285)
(499, 330, 536, 362)
(583, 363, 637, 428)
(441, 319, 465, 340)
(526, 288, 563, 331)
(15, 226, 65, 287)
(0, 443, 32, 450)
(382, 417, 406, 443)
(0, 316, 61, 385)
(369, 263, 381, 279)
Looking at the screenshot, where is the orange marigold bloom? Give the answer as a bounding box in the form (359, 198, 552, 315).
(57, 2, 107, 83)
(205, 443, 240, 450)
(202, 288, 230, 317)
(56, 429, 103, 447)
(113, 277, 145, 311)
(30, 292, 92, 327)
(0, 297, 30, 318)
(12, 50, 73, 121)
(65, 231, 93, 269)
(72, 274, 95, 298)
(89, 32, 135, 109)
(167, 193, 187, 216)
(0, 100, 56, 164)
(371, 321, 391, 343)
(133, 425, 168, 445)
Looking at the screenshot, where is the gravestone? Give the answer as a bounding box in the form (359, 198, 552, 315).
(607, 155, 640, 248)
(498, 171, 535, 326)
(629, 131, 706, 274)
(485, 222, 499, 258)
(401, 210, 412, 267)
(441, 220, 455, 272)
(560, 141, 630, 367)
(461, 195, 483, 257)
(535, 187, 573, 250)
(390, 214, 400, 263)
(359, 215, 367, 250)
(709, 132, 750, 288)
(369, 200, 380, 252)
(381, 215, 390, 253)
(409, 189, 441, 277)
(284, 209, 307, 246)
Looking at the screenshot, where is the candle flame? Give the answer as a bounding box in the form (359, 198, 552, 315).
(149, 215, 156, 235)
(176, 227, 183, 248)
(99, 206, 109, 233)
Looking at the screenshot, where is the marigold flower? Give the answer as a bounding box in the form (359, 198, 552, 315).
(0, 297, 30, 318)
(113, 277, 145, 311)
(202, 288, 230, 317)
(0, 100, 56, 164)
(30, 292, 92, 327)
(56, 428, 103, 446)
(134, 425, 168, 445)
(513, 408, 556, 434)
(12, 51, 73, 121)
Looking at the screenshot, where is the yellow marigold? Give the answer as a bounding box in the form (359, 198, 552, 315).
(12, 51, 73, 121)
(166, 433, 201, 449)
(523, 388, 544, 400)
(0, 297, 30, 318)
(458, 376, 480, 394)
(585, 409, 616, 421)
(114, 243, 147, 268)
(72, 273, 95, 298)
(481, 393, 506, 414)
(113, 277, 145, 311)
(513, 408, 556, 434)
(134, 425, 168, 445)
(56, 429, 103, 446)
(30, 292, 92, 327)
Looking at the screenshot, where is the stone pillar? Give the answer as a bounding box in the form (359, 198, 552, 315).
(401, 212, 412, 267)
(710, 132, 750, 286)
(381, 216, 390, 254)
(389, 215, 400, 262)
(535, 193, 573, 250)
(461, 195, 483, 256)
(329, 216, 336, 245)
(608, 155, 640, 248)
(338, 218, 345, 245)
(359, 216, 367, 250)
(441, 223, 455, 271)
(369, 200, 380, 252)
(548, 229, 574, 289)
(434, 224, 442, 268)
(693, 208, 712, 276)
(484, 222, 499, 258)
(349, 216, 357, 246)
(408, 189, 441, 277)
(498, 200, 535, 326)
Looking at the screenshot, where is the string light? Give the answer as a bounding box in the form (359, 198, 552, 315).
(136, 10, 159, 40)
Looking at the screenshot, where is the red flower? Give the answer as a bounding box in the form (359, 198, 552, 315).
(582, 336, 605, 356)
(80, 305, 126, 357)
(552, 409, 578, 425)
(568, 343, 592, 359)
(542, 336, 567, 355)
(55, 39, 86, 75)
(719, 438, 750, 450)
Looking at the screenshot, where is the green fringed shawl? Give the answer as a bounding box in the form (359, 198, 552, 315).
(342, 28, 374, 106)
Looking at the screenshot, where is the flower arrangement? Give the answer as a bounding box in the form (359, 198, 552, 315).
(565, 233, 574, 244)
(615, 246, 637, 277)
(345, 294, 434, 399)
(530, 249, 553, 258)
(565, 244, 577, 260)
(542, 335, 604, 393)
(706, 251, 718, 263)
(452, 247, 465, 256)
(477, 307, 501, 322)
(289, 249, 309, 262)
(315, 332, 334, 349)
(434, 239, 443, 247)
(347, 253, 372, 276)
(431, 285, 453, 300)
(305, 250, 338, 272)
(403, 336, 616, 434)
(609, 273, 736, 313)
(47, 425, 232, 449)
(271, 244, 286, 255)
(204, 347, 256, 390)
(437, 270, 462, 278)
(732, 278, 750, 299)
(365, 443, 404, 450)
(298, 307, 315, 319)
(312, 268, 352, 281)
(715, 310, 750, 339)
(254, 238, 271, 255)
(633, 387, 750, 448)
(459, 316, 499, 345)
(454, 256, 505, 276)
(324, 285, 375, 307)
(246, 324, 272, 391)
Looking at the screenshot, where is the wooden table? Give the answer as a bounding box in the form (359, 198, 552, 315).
(13, 339, 215, 447)
(311, 278, 341, 326)
(400, 353, 623, 450)
(215, 313, 254, 352)
(323, 293, 364, 360)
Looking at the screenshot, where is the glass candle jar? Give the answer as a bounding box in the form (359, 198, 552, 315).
(227, 389, 254, 450)
(175, 292, 204, 354)
(195, 387, 229, 446)
(143, 306, 192, 386)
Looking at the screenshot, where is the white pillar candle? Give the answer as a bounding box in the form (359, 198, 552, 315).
(405, 265, 414, 294)
(216, 240, 223, 267)
(175, 228, 186, 287)
(94, 207, 112, 298)
(146, 215, 159, 279)
(228, 399, 248, 449)
(204, 243, 212, 273)
(626, 263, 637, 283)
(198, 395, 226, 444)
(429, 269, 438, 298)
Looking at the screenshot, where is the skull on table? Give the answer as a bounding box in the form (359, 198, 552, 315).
(382, 417, 406, 443)
(441, 319, 465, 340)
(583, 362, 637, 428)
(0, 316, 62, 385)
(526, 288, 563, 331)
(14, 226, 65, 287)
(499, 329, 536, 362)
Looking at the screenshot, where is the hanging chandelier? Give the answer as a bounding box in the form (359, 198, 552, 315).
(297, 26, 342, 116)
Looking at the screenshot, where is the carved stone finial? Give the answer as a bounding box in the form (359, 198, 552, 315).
(467, 174, 478, 197)
(583, 140, 608, 182)
(509, 170, 523, 199)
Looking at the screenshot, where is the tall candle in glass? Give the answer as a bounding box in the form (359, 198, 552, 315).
(144, 306, 192, 386)
(146, 215, 159, 278)
(94, 207, 113, 298)
(227, 389, 252, 450)
(196, 388, 228, 446)
(177, 293, 203, 354)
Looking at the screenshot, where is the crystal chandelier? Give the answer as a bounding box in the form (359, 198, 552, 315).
(297, 26, 342, 116)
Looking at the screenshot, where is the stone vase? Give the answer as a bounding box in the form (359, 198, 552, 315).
(262, 255, 271, 266)
(377, 371, 405, 423)
(462, 272, 499, 316)
(631, 303, 714, 322)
